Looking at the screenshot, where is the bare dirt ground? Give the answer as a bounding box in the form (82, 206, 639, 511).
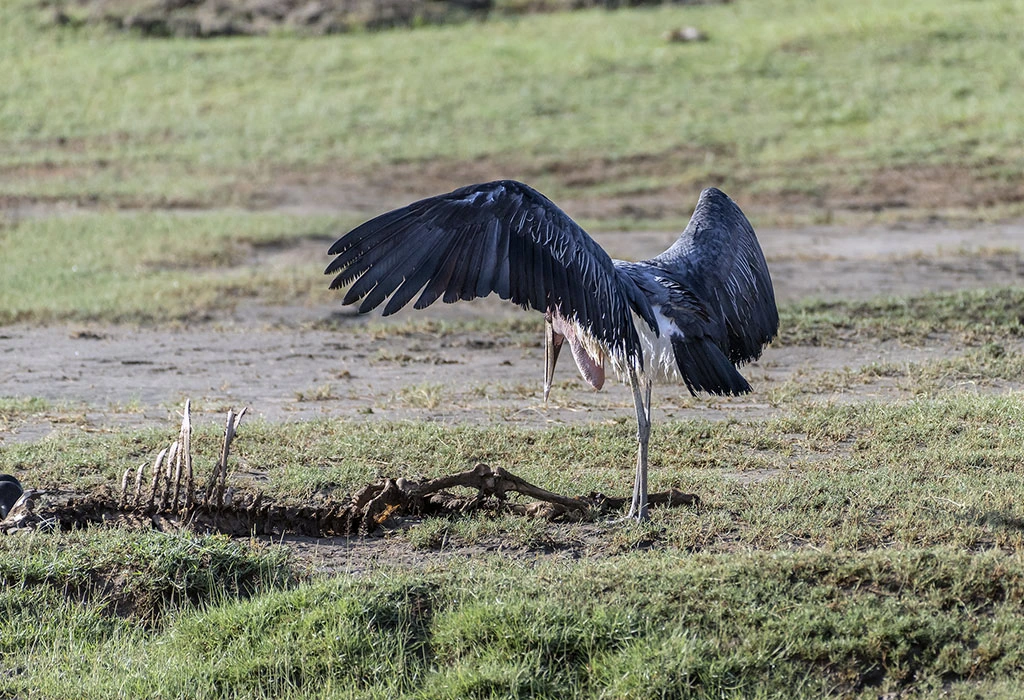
(4, 217, 1024, 444)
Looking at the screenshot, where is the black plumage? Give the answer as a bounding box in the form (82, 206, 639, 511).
(326, 180, 777, 519)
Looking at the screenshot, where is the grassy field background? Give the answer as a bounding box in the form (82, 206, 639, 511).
(2, 0, 1023, 217)
(4, 0, 1024, 697)
(3, 0, 1024, 323)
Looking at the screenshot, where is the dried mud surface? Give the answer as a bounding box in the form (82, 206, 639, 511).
(4, 219, 1024, 443)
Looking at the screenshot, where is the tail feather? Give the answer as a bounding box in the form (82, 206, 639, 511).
(671, 336, 751, 397)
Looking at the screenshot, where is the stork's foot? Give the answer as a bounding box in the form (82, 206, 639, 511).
(586, 489, 698, 513)
(619, 488, 699, 522)
(625, 503, 650, 522)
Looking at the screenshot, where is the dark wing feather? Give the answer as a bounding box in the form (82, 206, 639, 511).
(648, 187, 778, 365)
(326, 180, 658, 364)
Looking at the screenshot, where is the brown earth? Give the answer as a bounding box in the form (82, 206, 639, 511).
(248, 152, 1024, 225)
(3, 216, 1024, 443)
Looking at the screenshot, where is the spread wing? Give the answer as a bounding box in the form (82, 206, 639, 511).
(648, 187, 778, 366)
(325, 180, 657, 363)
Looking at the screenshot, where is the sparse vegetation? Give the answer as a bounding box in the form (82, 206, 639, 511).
(0, 396, 51, 420)
(0, 212, 345, 325)
(779, 287, 1024, 347)
(393, 383, 449, 410)
(294, 382, 338, 402)
(354, 286, 1024, 354)
(770, 344, 1024, 401)
(8, 391, 1024, 549)
(0, 396, 93, 433)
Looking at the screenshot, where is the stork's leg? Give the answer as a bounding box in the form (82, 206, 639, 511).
(626, 372, 652, 521)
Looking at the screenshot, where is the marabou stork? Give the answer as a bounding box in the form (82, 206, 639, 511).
(325, 180, 777, 520)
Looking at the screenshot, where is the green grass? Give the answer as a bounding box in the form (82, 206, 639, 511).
(9, 384, 1024, 695)
(294, 382, 340, 402)
(351, 284, 1024, 355)
(341, 285, 1024, 350)
(0, 396, 94, 433)
(394, 382, 450, 410)
(0, 529, 299, 622)
(0, 396, 51, 421)
(6, 1, 1024, 694)
(6, 546, 1024, 697)
(4, 201, 1024, 338)
(2, 0, 1023, 214)
(770, 343, 1024, 401)
(0, 211, 347, 324)
(7, 392, 1024, 551)
(778, 287, 1024, 347)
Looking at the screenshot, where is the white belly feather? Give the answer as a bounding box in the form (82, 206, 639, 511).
(606, 307, 683, 385)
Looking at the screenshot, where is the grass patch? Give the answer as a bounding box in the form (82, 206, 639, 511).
(0, 396, 93, 432)
(0, 395, 51, 420)
(771, 343, 1024, 402)
(7, 392, 1024, 551)
(778, 341, 1024, 401)
(346, 286, 1024, 351)
(6, 550, 1024, 697)
(779, 287, 1024, 347)
(294, 382, 339, 402)
(407, 512, 562, 551)
(895, 343, 1024, 391)
(0, 211, 346, 324)
(347, 286, 1024, 351)
(0, 528, 299, 624)
(8, 382, 1024, 694)
(4, 208, 1024, 335)
(1, 0, 1023, 217)
(394, 382, 449, 410)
